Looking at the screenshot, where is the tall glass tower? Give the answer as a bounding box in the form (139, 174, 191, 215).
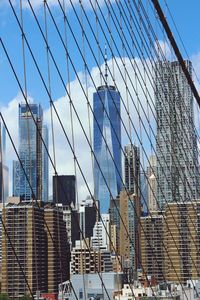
(0, 122, 9, 204)
(18, 103, 48, 201)
(42, 124, 49, 202)
(93, 85, 122, 213)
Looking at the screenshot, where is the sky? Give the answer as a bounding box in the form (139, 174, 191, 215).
(0, 0, 200, 201)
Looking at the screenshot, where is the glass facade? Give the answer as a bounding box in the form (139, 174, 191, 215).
(42, 125, 49, 202)
(18, 103, 47, 201)
(13, 160, 20, 197)
(93, 85, 122, 213)
(0, 122, 9, 204)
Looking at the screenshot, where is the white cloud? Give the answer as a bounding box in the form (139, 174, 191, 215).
(155, 40, 172, 60)
(0, 0, 16, 7)
(22, 0, 114, 10)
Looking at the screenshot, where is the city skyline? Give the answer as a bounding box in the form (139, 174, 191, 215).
(1, 1, 200, 298)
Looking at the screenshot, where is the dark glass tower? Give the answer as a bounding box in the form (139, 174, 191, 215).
(53, 175, 76, 206)
(93, 85, 122, 213)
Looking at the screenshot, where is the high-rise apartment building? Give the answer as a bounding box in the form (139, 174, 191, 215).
(155, 61, 199, 208)
(124, 145, 140, 196)
(93, 85, 122, 213)
(1, 202, 47, 299)
(164, 202, 200, 283)
(1, 202, 70, 298)
(14, 103, 48, 202)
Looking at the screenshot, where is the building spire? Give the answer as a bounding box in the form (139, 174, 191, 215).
(104, 44, 108, 85)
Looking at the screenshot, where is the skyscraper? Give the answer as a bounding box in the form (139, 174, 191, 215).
(42, 125, 49, 202)
(124, 144, 140, 196)
(17, 103, 48, 201)
(93, 85, 122, 213)
(0, 122, 9, 204)
(155, 61, 198, 209)
(13, 160, 20, 197)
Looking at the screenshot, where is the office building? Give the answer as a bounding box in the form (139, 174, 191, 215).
(42, 125, 49, 202)
(91, 214, 110, 250)
(155, 61, 199, 208)
(147, 155, 157, 211)
(140, 213, 164, 282)
(140, 171, 148, 214)
(14, 104, 49, 202)
(124, 144, 140, 195)
(164, 201, 200, 283)
(61, 204, 79, 249)
(0, 122, 9, 204)
(93, 85, 122, 213)
(12, 160, 20, 197)
(109, 197, 120, 254)
(79, 197, 97, 239)
(1, 202, 47, 299)
(119, 191, 140, 273)
(53, 175, 76, 206)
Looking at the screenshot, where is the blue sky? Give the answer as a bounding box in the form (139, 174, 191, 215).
(0, 0, 200, 106)
(1, 0, 200, 109)
(0, 0, 200, 199)
(165, 0, 200, 56)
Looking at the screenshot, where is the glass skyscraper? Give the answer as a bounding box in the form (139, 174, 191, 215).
(93, 85, 122, 213)
(0, 122, 9, 203)
(16, 103, 48, 201)
(42, 124, 49, 201)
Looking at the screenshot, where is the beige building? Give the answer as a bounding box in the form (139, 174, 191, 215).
(164, 202, 200, 283)
(71, 239, 113, 274)
(1, 202, 69, 299)
(1, 202, 47, 299)
(141, 201, 200, 284)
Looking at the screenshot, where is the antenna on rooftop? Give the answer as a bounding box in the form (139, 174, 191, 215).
(104, 44, 108, 85)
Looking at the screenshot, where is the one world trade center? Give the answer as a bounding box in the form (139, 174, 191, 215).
(93, 83, 122, 213)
